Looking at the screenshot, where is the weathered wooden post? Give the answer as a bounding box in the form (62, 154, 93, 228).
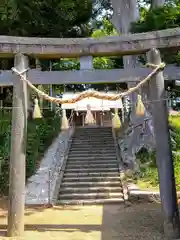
(7, 53, 28, 237)
(147, 48, 180, 239)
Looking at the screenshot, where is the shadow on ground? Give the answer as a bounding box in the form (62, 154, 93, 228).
(101, 203, 164, 240)
(0, 202, 167, 240)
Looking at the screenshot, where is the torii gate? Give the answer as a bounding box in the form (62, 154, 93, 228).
(0, 28, 180, 239)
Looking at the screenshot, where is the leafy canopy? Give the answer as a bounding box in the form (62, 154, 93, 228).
(0, 0, 93, 37)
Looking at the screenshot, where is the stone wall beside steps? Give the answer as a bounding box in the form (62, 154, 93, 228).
(25, 128, 74, 205)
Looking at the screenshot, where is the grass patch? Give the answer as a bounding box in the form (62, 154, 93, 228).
(134, 115, 180, 191)
(0, 109, 61, 195)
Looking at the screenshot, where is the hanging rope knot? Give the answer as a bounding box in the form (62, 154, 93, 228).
(12, 67, 29, 77)
(145, 62, 166, 70)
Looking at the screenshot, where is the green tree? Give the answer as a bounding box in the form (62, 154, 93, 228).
(131, 2, 180, 64)
(0, 0, 94, 102)
(0, 0, 93, 37)
(131, 1, 180, 95)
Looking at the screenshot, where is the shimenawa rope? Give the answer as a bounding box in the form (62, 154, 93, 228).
(11, 62, 165, 104)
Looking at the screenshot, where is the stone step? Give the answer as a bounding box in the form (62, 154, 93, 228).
(59, 192, 124, 200)
(71, 143, 115, 150)
(65, 169, 119, 174)
(63, 172, 119, 178)
(72, 136, 113, 139)
(74, 131, 112, 134)
(66, 162, 118, 167)
(73, 133, 112, 135)
(62, 176, 120, 182)
(68, 153, 116, 158)
(74, 131, 112, 133)
(68, 154, 117, 158)
(75, 127, 111, 130)
(59, 186, 122, 194)
(57, 198, 124, 205)
(73, 130, 112, 133)
(67, 158, 117, 162)
(69, 151, 115, 155)
(72, 137, 113, 140)
(65, 166, 118, 172)
(66, 163, 118, 169)
(74, 132, 112, 134)
(61, 181, 121, 187)
(66, 160, 118, 165)
(71, 143, 115, 147)
(69, 150, 116, 153)
(69, 151, 116, 155)
(72, 133, 113, 140)
(76, 127, 111, 129)
(70, 146, 115, 150)
(72, 142, 114, 145)
(72, 138, 113, 140)
(77, 134, 113, 136)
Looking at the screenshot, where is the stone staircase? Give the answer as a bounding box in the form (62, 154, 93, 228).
(58, 127, 124, 204)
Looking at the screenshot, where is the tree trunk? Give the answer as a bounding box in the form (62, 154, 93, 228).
(111, 0, 140, 118)
(111, 0, 158, 168)
(111, 0, 139, 34)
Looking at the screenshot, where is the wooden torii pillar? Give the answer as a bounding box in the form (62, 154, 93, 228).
(148, 48, 180, 239)
(7, 53, 28, 237)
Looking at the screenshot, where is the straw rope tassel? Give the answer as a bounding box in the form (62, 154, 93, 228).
(136, 94, 145, 116)
(32, 98, 42, 119)
(85, 104, 95, 125)
(112, 108, 121, 129)
(61, 109, 69, 130)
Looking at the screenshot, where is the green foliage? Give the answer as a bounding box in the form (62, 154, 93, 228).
(136, 115, 180, 190)
(53, 59, 80, 71)
(91, 18, 118, 70)
(174, 154, 180, 188)
(0, 0, 93, 37)
(91, 18, 118, 37)
(131, 2, 180, 65)
(136, 149, 159, 186)
(169, 116, 180, 149)
(132, 4, 180, 33)
(0, 110, 61, 195)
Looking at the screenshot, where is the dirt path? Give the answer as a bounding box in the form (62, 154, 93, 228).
(0, 200, 167, 240)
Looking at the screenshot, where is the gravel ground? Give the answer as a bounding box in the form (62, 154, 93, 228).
(0, 202, 170, 240)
